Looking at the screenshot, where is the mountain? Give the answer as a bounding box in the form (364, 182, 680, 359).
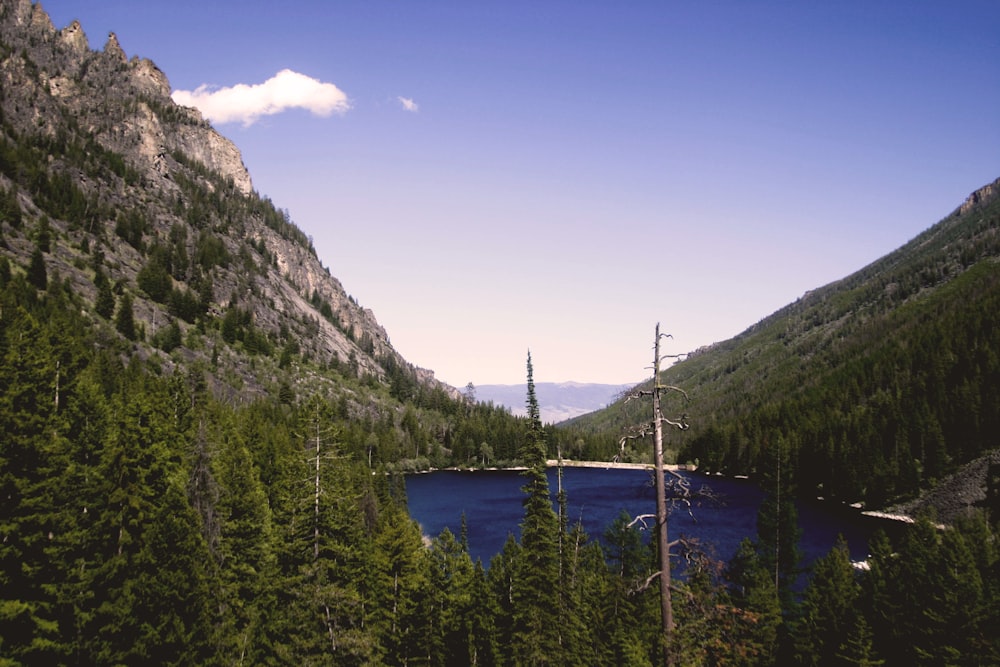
(0, 0, 603, 477)
(0, 0, 456, 404)
(570, 177, 1000, 516)
(474, 382, 629, 424)
(2, 5, 997, 662)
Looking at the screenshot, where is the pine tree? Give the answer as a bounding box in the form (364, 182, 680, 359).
(724, 537, 782, 664)
(82, 375, 216, 664)
(372, 505, 431, 665)
(427, 527, 478, 665)
(487, 534, 520, 655)
(27, 247, 46, 290)
(93, 269, 115, 319)
(213, 421, 278, 664)
(115, 292, 136, 340)
(755, 437, 802, 608)
(510, 351, 562, 663)
(272, 395, 376, 664)
(794, 535, 862, 666)
(468, 559, 501, 666)
(0, 309, 72, 662)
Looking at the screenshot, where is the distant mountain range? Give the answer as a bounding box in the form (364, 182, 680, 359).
(474, 382, 631, 424)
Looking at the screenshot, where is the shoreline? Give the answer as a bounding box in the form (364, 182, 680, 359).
(546, 459, 696, 471)
(407, 460, 695, 473)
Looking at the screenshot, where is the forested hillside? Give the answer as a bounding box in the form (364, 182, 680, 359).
(1, 2, 998, 663)
(574, 178, 1000, 512)
(0, 0, 561, 472)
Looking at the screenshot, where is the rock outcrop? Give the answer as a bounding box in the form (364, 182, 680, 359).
(958, 176, 1000, 216)
(0, 0, 458, 400)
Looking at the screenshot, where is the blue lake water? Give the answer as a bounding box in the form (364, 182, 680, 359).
(405, 467, 892, 571)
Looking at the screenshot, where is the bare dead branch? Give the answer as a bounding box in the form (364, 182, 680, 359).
(623, 389, 655, 404)
(661, 415, 690, 431)
(627, 513, 657, 530)
(658, 384, 689, 399)
(632, 569, 662, 594)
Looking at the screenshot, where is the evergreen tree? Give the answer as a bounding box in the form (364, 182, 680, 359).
(27, 247, 46, 290)
(136, 248, 173, 303)
(0, 183, 22, 227)
(115, 292, 136, 340)
(755, 437, 802, 607)
(673, 550, 768, 666)
(487, 534, 521, 656)
(793, 535, 863, 666)
(371, 505, 431, 665)
(604, 509, 648, 581)
(862, 516, 998, 665)
(35, 216, 51, 253)
(468, 559, 501, 666)
(93, 268, 115, 319)
(603, 512, 660, 665)
(0, 308, 73, 662)
(212, 420, 278, 664)
(510, 352, 562, 663)
(272, 395, 376, 664)
(560, 522, 611, 665)
(83, 375, 216, 664)
(427, 527, 478, 665)
(724, 537, 782, 665)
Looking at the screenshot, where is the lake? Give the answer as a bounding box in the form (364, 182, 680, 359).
(405, 467, 893, 572)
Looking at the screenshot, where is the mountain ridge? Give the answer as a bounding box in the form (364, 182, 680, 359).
(0, 0, 458, 405)
(474, 382, 630, 424)
(569, 175, 1000, 514)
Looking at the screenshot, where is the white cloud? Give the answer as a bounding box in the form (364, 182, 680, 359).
(398, 96, 419, 113)
(172, 69, 350, 126)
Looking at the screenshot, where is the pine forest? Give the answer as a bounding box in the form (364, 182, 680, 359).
(2, 1, 999, 664)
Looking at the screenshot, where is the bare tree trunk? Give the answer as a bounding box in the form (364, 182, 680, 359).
(652, 324, 674, 666)
(314, 425, 322, 561)
(619, 323, 690, 666)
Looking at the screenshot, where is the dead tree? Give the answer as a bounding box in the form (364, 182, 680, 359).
(618, 323, 690, 667)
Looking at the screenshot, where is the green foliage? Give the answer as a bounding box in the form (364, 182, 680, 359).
(136, 245, 173, 302)
(508, 353, 564, 662)
(220, 305, 272, 356)
(2, 10, 998, 662)
(1, 271, 998, 663)
(755, 440, 803, 606)
(194, 229, 230, 271)
(114, 292, 136, 340)
(153, 319, 182, 352)
(862, 516, 998, 665)
(26, 247, 46, 289)
(576, 193, 1000, 513)
(793, 536, 863, 666)
(114, 208, 148, 250)
(34, 216, 50, 253)
(724, 537, 783, 664)
(166, 285, 204, 323)
(0, 182, 22, 227)
(93, 268, 115, 319)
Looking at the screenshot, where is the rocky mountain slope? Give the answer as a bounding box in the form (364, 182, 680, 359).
(0, 0, 454, 403)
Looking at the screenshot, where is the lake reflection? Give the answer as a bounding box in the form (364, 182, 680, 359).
(405, 467, 882, 569)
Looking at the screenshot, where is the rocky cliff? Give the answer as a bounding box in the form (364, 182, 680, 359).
(0, 0, 455, 401)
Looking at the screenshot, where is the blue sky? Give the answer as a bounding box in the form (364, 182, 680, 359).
(43, 1, 1000, 386)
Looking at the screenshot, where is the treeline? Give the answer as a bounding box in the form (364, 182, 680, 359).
(682, 257, 1000, 507)
(2, 270, 997, 664)
(569, 191, 1000, 511)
